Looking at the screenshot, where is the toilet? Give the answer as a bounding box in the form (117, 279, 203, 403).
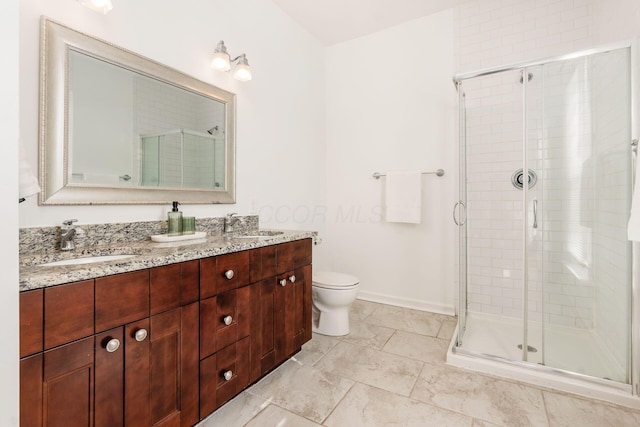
(312, 271, 360, 336)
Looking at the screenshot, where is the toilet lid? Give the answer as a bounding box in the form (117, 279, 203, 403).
(313, 271, 359, 289)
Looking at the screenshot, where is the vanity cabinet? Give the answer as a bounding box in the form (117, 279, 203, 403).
(19, 261, 200, 427)
(20, 238, 313, 427)
(250, 240, 313, 381)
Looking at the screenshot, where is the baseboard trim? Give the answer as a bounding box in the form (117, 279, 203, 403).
(357, 291, 455, 316)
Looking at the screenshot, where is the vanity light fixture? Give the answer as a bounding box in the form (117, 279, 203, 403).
(77, 0, 113, 14)
(211, 40, 252, 82)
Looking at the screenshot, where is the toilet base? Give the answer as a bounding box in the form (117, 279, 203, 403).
(312, 307, 350, 336)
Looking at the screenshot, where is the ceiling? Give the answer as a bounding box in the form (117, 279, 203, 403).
(272, 0, 468, 46)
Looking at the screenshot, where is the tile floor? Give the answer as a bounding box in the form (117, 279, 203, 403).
(199, 300, 640, 427)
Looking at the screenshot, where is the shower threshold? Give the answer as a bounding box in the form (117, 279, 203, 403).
(447, 314, 637, 409)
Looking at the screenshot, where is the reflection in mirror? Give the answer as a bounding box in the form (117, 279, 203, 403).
(69, 50, 226, 189)
(39, 18, 236, 204)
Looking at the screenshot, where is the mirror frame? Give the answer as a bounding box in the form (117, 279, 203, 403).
(39, 17, 236, 205)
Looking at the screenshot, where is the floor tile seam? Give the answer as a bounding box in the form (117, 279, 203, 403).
(540, 389, 553, 427)
(357, 317, 440, 338)
(318, 381, 357, 425)
(239, 399, 272, 427)
(337, 334, 439, 368)
(309, 338, 342, 368)
(355, 379, 479, 425)
(267, 400, 328, 426)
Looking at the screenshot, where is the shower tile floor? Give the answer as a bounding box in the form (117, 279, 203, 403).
(199, 300, 640, 427)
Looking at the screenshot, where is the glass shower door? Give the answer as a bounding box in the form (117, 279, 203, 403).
(456, 69, 532, 360)
(538, 48, 632, 383)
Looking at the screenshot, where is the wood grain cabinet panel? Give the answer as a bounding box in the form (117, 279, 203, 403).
(216, 252, 250, 294)
(180, 260, 200, 306)
(44, 280, 94, 350)
(20, 354, 42, 427)
(43, 337, 95, 427)
(95, 270, 150, 333)
(150, 263, 181, 315)
(276, 239, 311, 274)
(95, 327, 125, 427)
(199, 257, 217, 299)
(20, 289, 43, 358)
(199, 337, 250, 417)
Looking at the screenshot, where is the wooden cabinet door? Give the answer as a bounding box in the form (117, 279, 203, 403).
(274, 272, 296, 364)
(274, 265, 312, 364)
(249, 279, 276, 381)
(20, 354, 42, 427)
(95, 327, 125, 427)
(141, 309, 184, 427)
(42, 337, 95, 427)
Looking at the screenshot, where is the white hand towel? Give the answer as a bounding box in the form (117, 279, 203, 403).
(19, 143, 40, 200)
(628, 156, 640, 240)
(385, 171, 422, 224)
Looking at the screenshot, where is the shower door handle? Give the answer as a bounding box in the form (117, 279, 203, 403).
(533, 199, 538, 229)
(453, 201, 467, 226)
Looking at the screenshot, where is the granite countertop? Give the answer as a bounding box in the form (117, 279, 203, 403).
(19, 229, 316, 291)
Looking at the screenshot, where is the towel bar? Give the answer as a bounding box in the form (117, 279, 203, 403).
(372, 169, 445, 179)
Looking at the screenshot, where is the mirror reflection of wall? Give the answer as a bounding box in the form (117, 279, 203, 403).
(68, 49, 226, 189)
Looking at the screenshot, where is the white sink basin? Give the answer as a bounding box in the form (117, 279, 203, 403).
(38, 254, 136, 267)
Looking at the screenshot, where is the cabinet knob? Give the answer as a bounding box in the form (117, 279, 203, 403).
(105, 338, 120, 353)
(224, 270, 234, 280)
(223, 315, 233, 326)
(289, 275, 296, 283)
(279, 279, 287, 287)
(223, 370, 233, 381)
(134, 328, 148, 342)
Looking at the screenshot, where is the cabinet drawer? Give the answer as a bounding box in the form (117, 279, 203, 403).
(276, 239, 312, 274)
(200, 286, 250, 359)
(199, 337, 250, 417)
(95, 270, 150, 333)
(44, 280, 95, 350)
(150, 263, 181, 315)
(200, 251, 251, 299)
(20, 289, 43, 357)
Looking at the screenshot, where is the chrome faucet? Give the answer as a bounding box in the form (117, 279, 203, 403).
(224, 212, 240, 233)
(60, 219, 82, 251)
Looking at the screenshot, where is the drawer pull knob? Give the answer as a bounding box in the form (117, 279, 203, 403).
(223, 315, 233, 325)
(134, 328, 148, 342)
(105, 338, 120, 353)
(289, 275, 296, 283)
(223, 370, 233, 381)
(279, 279, 287, 287)
(224, 270, 234, 280)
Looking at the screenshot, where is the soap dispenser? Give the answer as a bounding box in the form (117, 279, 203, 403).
(167, 201, 183, 236)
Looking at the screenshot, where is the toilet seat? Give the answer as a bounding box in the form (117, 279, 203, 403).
(313, 271, 359, 290)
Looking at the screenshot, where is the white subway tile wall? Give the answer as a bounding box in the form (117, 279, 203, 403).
(134, 75, 226, 188)
(455, 0, 631, 351)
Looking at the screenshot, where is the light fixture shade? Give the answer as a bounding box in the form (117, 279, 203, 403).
(232, 55, 252, 82)
(78, 0, 113, 14)
(211, 41, 231, 71)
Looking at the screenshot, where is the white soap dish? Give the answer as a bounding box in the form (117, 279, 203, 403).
(150, 231, 207, 242)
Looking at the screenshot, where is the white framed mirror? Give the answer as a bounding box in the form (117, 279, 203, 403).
(39, 17, 236, 205)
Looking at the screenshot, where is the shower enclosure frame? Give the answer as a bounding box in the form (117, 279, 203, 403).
(451, 40, 640, 400)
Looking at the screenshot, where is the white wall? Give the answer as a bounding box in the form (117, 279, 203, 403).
(324, 10, 457, 314)
(1, 0, 20, 423)
(18, 0, 328, 262)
